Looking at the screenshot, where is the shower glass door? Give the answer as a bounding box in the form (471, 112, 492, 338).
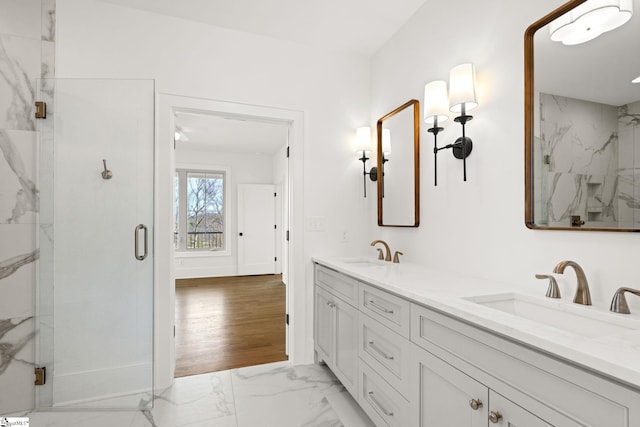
(36, 79, 154, 409)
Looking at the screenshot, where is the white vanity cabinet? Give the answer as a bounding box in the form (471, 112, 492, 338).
(314, 265, 360, 397)
(313, 262, 640, 427)
(411, 303, 640, 427)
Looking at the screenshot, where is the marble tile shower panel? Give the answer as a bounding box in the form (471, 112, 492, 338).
(0, 317, 35, 414)
(0, 224, 37, 319)
(539, 93, 621, 226)
(41, 0, 56, 42)
(0, 0, 42, 40)
(0, 130, 38, 224)
(0, 35, 41, 131)
(617, 101, 640, 226)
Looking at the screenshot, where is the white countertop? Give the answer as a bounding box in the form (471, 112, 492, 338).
(312, 256, 640, 391)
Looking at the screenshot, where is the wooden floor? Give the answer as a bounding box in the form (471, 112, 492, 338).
(174, 274, 287, 378)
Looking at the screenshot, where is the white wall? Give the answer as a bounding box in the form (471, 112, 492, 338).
(369, 0, 640, 312)
(174, 149, 278, 278)
(55, 0, 372, 385)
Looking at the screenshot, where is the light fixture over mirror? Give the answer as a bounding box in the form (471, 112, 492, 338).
(525, 0, 640, 232)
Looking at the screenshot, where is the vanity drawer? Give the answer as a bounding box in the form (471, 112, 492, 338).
(314, 264, 359, 307)
(359, 360, 410, 427)
(359, 313, 411, 398)
(359, 284, 410, 338)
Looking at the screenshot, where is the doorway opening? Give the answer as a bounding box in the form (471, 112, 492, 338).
(171, 108, 290, 377)
(156, 95, 308, 390)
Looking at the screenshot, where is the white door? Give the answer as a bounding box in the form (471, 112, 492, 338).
(237, 183, 276, 275)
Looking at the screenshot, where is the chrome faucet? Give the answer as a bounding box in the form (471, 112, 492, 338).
(552, 260, 592, 305)
(371, 240, 391, 262)
(610, 287, 640, 314)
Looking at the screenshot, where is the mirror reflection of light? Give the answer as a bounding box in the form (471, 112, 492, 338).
(632, 75, 640, 83)
(382, 128, 391, 157)
(550, 0, 633, 45)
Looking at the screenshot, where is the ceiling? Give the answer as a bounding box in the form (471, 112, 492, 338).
(535, 0, 640, 106)
(99, 0, 428, 56)
(99, 0, 428, 152)
(174, 111, 288, 155)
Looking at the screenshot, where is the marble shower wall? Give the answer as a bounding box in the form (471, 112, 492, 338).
(538, 93, 640, 228)
(0, 0, 55, 415)
(618, 100, 640, 227)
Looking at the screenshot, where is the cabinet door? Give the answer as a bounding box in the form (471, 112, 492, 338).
(314, 286, 335, 364)
(334, 299, 358, 396)
(489, 391, 552, 427)
(411, 345, 488, 427)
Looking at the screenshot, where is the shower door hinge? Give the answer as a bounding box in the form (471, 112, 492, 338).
(35, 101, 47, 119)
(286, 146, 290, 158)
(286, 314, 289, 325)
(34, 367, 46, 386)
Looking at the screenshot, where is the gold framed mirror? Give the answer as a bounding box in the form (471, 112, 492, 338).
(525, 0, 640, 232)
(376, 99, 420, 227)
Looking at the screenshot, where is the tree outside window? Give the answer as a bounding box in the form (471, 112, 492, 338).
(174, 170, 225, 251)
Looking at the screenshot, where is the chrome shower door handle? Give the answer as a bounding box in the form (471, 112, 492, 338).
(135, 224, 148, 261)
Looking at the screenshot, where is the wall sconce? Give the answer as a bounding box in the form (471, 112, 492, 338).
(355, 126, 376, 197)
(423, 80, 449, 186)
(424, 63, 478, 184)
(550, 0, 633, 45)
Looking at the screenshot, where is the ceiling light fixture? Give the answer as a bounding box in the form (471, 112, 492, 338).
(549, 0, 633, 45)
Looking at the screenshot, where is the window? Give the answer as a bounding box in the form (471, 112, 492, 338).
(174, 169, 226, 251)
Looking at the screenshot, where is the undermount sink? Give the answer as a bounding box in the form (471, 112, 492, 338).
(340, 258, 387, 267)
(465, 293, 640, 339)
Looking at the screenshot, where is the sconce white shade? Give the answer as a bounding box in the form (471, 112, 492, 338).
(550, 0, 633, 45)
(355, 126, 372, 154)
(449, 63, 478, 114)
(633, 75, 640, 83)
(423, 80, 449, 125)
(382, 128, 391, 156)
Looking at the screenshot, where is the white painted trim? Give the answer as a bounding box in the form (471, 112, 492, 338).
(155, 94, 306, 390)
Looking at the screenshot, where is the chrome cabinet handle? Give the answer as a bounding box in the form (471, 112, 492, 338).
(368, 300, 394, 314)
(134, 224, 148, 261)
(489, 410, 503, 423)
(368, 341, 394, 360)
(326, 301, 335, 308)
(469, 398, 483, 410)
(368, 391, 393, 417)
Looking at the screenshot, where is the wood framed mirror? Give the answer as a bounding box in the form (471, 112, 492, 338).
(376, 99, 420, 227)
(525, 0, 640, 231)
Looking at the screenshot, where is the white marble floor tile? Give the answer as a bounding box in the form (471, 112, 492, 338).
(9, 362, 372, 427)
(150, 370, 236, 427)
(232, 362, 345, 427)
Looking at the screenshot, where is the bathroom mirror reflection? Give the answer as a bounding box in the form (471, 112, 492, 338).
(525, 0, 640, 231)
(377, 99, 420, 227)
